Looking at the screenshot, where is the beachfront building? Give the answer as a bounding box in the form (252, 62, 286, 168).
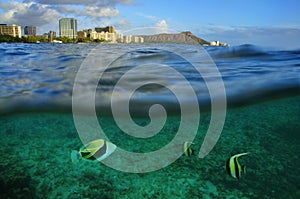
(116, 32, 123, 43)
(123, 35, 144, 44)
(123, 35, 132, 43)
(210, 40, 229, 46)
(133, 36, 144, 43)
(48, 31, 56, 38)
(77, 31, 87, 39)
(0, 24, 22, 38)
(76, 25, 144, 44)
(24, 26, 36, 36)
(210, 40, 220, 46)
(89, 30, 117, 43)
(48, 31, 56, 42)
(59, 18, 77, 38)
(95, 26, 115, 34)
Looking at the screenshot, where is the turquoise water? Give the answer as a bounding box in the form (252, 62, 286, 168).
(0, 43, 299, 198)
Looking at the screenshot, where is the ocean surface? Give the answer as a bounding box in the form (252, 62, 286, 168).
(0, 43, 299, 198)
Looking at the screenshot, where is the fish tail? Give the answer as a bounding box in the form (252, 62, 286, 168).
(71, 150, 80, 164)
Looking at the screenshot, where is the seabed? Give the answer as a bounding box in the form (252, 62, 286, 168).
(0, 96, 299, 198)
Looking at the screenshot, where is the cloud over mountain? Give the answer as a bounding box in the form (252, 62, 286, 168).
(155, 20, 169, 33)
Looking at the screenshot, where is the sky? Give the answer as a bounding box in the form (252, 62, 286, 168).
(0, 0, 299, 49)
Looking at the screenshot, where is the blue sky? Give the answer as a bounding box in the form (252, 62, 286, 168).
(0, 0, 299, 49)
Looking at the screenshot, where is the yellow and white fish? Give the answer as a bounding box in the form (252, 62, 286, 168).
(226, 153, 248, 179)
(183, 141, 195, 156)
(71, 139, 116, 163)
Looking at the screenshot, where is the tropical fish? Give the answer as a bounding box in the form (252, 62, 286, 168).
(226, 152, 248, 179)
(71, 139, 116, 163)
(183, 141, 195, 156)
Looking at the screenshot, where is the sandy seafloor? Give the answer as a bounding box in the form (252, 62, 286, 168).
(0, 95, 299, 199)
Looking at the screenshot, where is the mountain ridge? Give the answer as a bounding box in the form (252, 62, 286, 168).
(139, 31, 209, 45)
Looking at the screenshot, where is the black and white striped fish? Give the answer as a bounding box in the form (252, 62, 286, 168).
(183, 141, 195, 156)
(226, 153, 248, 179)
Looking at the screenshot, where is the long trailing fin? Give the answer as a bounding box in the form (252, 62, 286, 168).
(235, 152, 249, 158)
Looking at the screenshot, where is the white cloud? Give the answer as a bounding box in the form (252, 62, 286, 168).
(54, 5, 81, 14)
(155, 19, 169, 33)
(116, 19, 130, 28)
(33, 0, 135, 6)
(83, 7, 119, 18)
(0, 0, 137, 34)
(119, 19, 173, 35)
(34, 0, 96, 4)
(0, 1, 60, 27)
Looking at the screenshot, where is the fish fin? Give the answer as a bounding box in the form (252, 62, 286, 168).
(235, 152, 249, 160)
(242, 165, 246, 174)
(187, 148, 194, 156)
(237, 152, 248, 157)
(96, 141, 117, 161)
(191, 148, 195, 156)
(71, 150, 80, 164)
(225, 158, 231, 177)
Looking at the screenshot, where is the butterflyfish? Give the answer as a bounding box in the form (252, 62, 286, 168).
(71, 139, 116, 164)
(226, 152, 248, 179)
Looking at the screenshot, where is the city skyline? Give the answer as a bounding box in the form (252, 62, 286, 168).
(0, 0, 300, 49)
(0, 21, 144, 44)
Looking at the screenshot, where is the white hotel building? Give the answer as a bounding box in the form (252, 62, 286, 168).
(0, 24, 22, 38)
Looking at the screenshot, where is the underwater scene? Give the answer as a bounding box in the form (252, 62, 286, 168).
(0, 43, 299, 198)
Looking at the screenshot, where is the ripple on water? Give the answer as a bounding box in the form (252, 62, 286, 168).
(0, 43, 299, 114)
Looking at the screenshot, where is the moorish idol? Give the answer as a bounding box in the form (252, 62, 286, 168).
(71, 139, 116, 163)
(226, 153, 248, 179)
(183, 141, 195, 156)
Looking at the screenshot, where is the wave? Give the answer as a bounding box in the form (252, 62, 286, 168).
(0, 43, 299, 116)
(209, 44, 269, 58)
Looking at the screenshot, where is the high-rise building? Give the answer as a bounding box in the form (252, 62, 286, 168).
(48, 31, 56, 42)
(0, 24, 22, 38)
(24, 26, 36, 36)
(95, 26, 115, 33)
(59, 18, 77, 38)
